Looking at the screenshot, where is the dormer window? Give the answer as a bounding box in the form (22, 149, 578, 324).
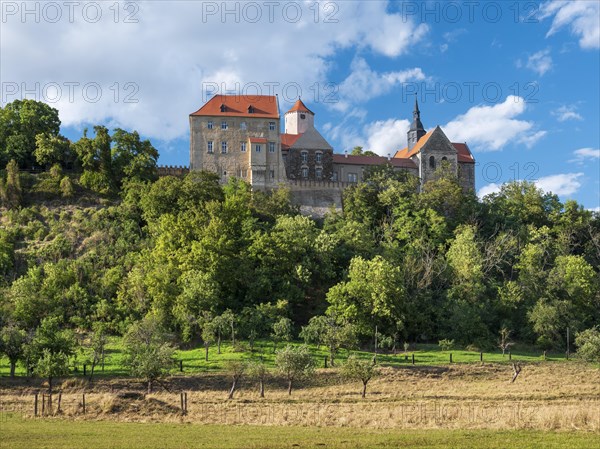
(248, 105, 254, 113)
(220, 104, 226, 113)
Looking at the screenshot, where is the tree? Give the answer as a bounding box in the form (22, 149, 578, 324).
(271, 317, 293, 352)
(35, 349, 70, 403)
(111, 128, 158, 185)
(248, 359, 269, 398)
(123, 315, 175, 393)
(59, 176, 74, 198)
(220, 309, 237, 346)
(4, 160, 22, 208)
(498, 327, 513, 356)
(300, 315, 357, 367)
(85, 323, 107, 381)
(341, 354, 377, 398)
(275, 345, 315, 395)
(199, 313, 217, 361)
(34, 133, 70, 168)
(225, 360, 245, 399)
(0, 99, 61, 167)
(0, 324, 27, 377)
(575, 327, 600, 363)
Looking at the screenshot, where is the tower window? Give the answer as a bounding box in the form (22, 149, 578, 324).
(269, 122, 276, 131)
(255, 145, 261, 152)
(269, 142, 275, 153)
(429, 156, 435, 169)
(300, 114, 306, 119)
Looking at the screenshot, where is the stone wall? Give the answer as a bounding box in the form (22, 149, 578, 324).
(157, 165, 189, 177)
(286, 148, 333, 181)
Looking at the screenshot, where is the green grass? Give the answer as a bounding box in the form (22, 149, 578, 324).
(0, 338, 568, 378)
(0, 413, 596, 449)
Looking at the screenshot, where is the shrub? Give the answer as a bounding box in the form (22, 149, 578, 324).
(575, 327, 600, 363)
(438, 339, 455, 351)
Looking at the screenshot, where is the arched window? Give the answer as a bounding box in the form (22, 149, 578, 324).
(429, 156, 435, 169)
(442, 156, 447, 162)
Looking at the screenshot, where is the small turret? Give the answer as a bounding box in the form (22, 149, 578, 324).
(407, 94, 426, 150)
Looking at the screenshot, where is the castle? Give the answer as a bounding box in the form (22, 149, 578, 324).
(189, 95, 475, 213)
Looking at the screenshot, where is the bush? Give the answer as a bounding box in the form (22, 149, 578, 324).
(575, 327, 600, 363)
(438, 339, 455, 351)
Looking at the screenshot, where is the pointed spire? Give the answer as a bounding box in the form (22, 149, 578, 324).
(407, 93, 426, 150)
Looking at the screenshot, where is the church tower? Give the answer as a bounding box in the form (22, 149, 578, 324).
(407, 95, 426, 150)
(284, 98, 315, 135)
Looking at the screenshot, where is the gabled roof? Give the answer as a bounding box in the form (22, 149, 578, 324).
(393, 127, 476, 164)
(452, 142, 476, 163)
(394, 130, 434, 159)
(291, 127, 333, 151)
(286, 98, 314, 115)
(333, 154, 417, 169)
(280, 133, 302, 149)
(190, 95, 279, 119)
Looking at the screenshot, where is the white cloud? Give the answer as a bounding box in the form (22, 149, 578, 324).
(535, 172, 584, 196)
(540, 1, 600, 49)
(363, 119, 410, 157)
(589, 206, 600, 213)
(525, 49, 553, 75)
(0, 1, 429, 142)
(570, 147, 600, 163)
(443, 96, 545, 151)
(477, 183, 502, 199)
(332, 57, 426, 112)
(552, 105, 583, 122)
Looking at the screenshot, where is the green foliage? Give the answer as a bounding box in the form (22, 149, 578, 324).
(34, 349, 70, 392)
(341, 354, 377, 398)
(0, 324, 27, 376)
(275, 344, 315, 394)
(438, 339, 455, 351)
(575, 327, 600, 363)
(123, 315, 175, 392)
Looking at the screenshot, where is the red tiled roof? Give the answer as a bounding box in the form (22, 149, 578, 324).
(452, 142, 476, 163)
(393, 130, 434, 159)
(190, 95, 279, 119)
(280, 133, 302, 149)
(333, 154, 417, 169)
(249, 137, 268, 143)
(286, 99, 314, 115)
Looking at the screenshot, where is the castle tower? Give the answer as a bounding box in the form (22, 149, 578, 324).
(407, 95, 426, 150)
(284, 98, 315, 135)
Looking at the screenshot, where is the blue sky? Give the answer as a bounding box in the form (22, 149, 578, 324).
(1, 1, 598, 209)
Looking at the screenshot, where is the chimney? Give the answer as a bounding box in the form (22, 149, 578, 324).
(387, 153, 391, 161)
(344, 150, 348, 158)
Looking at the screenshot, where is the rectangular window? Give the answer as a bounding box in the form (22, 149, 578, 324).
(269, 142, 275, 153)
(270, 169, 275, 180)
(269, 122, 276, 131)
(332, 171, 338, 182)
(316, 168, 322, 179)
(315, 152, 322, 163)
(240, 121, 247, 130)
(301, 151, 308, 163)
(207, 121, 213, 129)
(348, 173, 358, 183)
(302, 168, 308, 178)
(240, 142, 246, 152)
(207, 141, 214, 153)
(255, 145, 261, 152)
(221, 142, 228, 153)
(221, 121, 228, 130)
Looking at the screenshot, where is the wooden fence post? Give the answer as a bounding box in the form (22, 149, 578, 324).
(508, 351, 512, 360)
(412, 354, 415, 365)
(185, 392, 188, 415)
(82, 393, 86, 415)
(480, 352, 483, 362)
(83, 364, 87, 377)
(41, 394, 45, 416)
(324, 356, 328, 369)
(34, 393, 38, 417)
(57, 392, 62, 414)
(179, 360, 183, 372)
(449, 353, 453, 363)
(543, 350, 547, 361)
